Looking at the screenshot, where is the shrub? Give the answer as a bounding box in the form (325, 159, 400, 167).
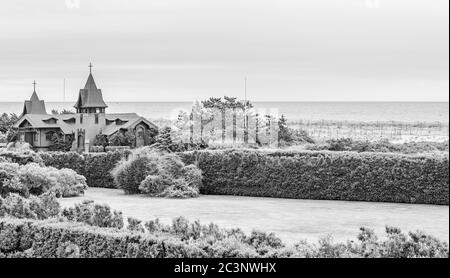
(158, 179, 199, 198)
(0, 162, 26, 196)
(93, 134, 109, 149)
(180, 149, 449, 205)
(113, 147, 201, 197)
(278, 115, 315, 146)
(139, 175, 171, 195)
(0, 162, 87, 198)
(62, 200, 124, 229)
(247, 230, 285, 256)
(56, 242, 80, 258)
(89, 146, 105, 153)
(109, 131, 135, 147)
(307, 138, 449, 154)
(17, 163, 57, 196)
(0, 217, 446, 258)
(112, 155, 155, 194)
(49, 131, 74, 152)
(0, 192, 60, 220)
(39, 152, 85, 174)
(0, 218, 208, 258)
(40, 150, 130, 189)
(127, 217, 145, 233)
(0, 149, 43, 165)
(84, 151, 131, 188)
(49, 168, 88, 197)
(105, 146, 131, 152)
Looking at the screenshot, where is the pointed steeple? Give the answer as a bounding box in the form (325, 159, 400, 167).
(74, 63, 108, 113)
(22, 81, 47, 115)
(84, 72, 98, 91)
(30, 91, 40, 102)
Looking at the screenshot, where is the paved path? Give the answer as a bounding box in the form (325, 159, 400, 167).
(59, 188, 449, 244)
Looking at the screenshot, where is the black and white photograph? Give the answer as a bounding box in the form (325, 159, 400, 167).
(0, 0, 448, 267)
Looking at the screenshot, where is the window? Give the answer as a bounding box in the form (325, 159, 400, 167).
(63, 118, 76, 124)
(80, 114, 83, 124)
(95, 114, 99, 124)
(42, 118, 58, 124)
(34, 132, 38, 142)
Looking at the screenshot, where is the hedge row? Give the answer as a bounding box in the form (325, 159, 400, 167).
(180, 149, 449, 205)
(2, 217, 448, 258)
(0, 218, 208, 258)
(40, 151, 130, 188)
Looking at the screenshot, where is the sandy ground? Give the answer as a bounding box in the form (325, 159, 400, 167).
(59, 188, 449, 244)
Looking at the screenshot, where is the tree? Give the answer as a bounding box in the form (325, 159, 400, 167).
(278, 114, 292, 145)
(277, 115, 315, 146)
(202, 97, 228, 144)
(93, 133, 109, 150)
(153, 126, 175, 152)
(0, 113, 19, 133)
(49, 132, 74, 151)
(1, 113, 19, 143)
(109, 131, 136, 147)
(51, 109, 75, 115)
(6, 128, 19, 143)
(238, 100, 253, 144)
(224, 96, 239, 143)
(145, 128, 159, 146)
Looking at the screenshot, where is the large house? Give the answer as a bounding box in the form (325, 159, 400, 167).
(14, 66, 158, 152)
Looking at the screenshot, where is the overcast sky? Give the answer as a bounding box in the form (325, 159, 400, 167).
(0, 0, 448, 102)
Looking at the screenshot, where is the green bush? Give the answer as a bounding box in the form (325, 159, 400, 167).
(84, 151, 131, 188)
(0, 192, 60, 220)
(112, 154, 155, 194)
(0, 217, 447, 258)
(112, 147, 201, 197)
(0, 149, 43, 165)
(0, 218, 208, 258)
(39, 152, 85, 173)
(62, 200, 124, 229)
(180, 149, 449, 205)
(40, 150, 130, 189)
(127, 217, 145, 233)
(0, 162, 87, 198)
(307, 138, 449, 154)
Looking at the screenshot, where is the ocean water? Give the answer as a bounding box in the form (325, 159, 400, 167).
(1, 101, 448, 123)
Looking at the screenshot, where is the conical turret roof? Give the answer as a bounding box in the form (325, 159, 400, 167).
(74, 71, 108, 109)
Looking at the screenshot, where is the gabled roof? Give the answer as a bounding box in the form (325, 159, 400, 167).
(22, 91, 47, 115)
(74, 73, 108, 109)
(14, 114, 73, 134)
(13, 113, 158, 136)
(102, 114, 158, 136)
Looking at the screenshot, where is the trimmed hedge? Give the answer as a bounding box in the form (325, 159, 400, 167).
(0, 217, 448, 258)
(0, 150, 43, 165)
(41, 151, 130, 188)
(180, 149, 449, 205)
(0, 218, 207, 258)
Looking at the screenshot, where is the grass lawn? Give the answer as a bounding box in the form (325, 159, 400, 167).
(59, 188, 449, 244)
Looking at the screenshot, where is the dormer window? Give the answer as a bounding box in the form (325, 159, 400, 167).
(42, 118, 58, 124)
(116, 119, 128, 125)
(63, 118, 76, 124)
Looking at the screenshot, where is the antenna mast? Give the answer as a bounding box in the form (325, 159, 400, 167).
(63, 78, 66, 102)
